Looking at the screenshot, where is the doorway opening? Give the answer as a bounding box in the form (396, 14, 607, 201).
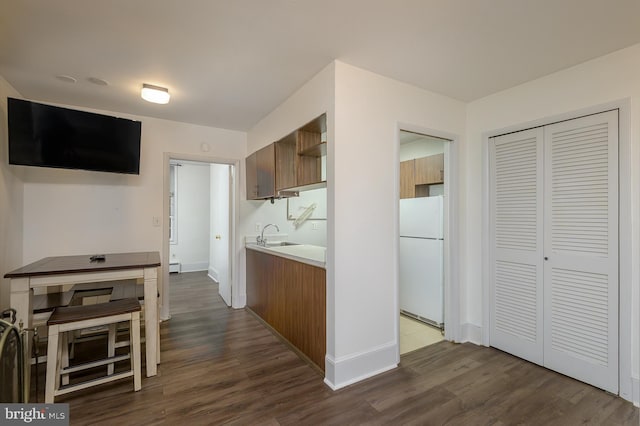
(398, 130, 451, 355)
(162, 155, 236, 320)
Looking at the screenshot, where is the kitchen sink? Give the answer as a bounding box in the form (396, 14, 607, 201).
(266, 241, 300, 247)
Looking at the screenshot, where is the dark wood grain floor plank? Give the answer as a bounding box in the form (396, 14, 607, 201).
(27, 271, 638, 425)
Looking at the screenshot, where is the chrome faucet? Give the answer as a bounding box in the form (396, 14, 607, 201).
(257, 223, 279, 246)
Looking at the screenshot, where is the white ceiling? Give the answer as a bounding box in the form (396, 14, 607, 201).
(1, 0, 639, 131)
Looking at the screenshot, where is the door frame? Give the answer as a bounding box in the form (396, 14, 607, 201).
(481, 99, 633, 401)
(395, 123, 461, 346)
(161, 152, 240, 320)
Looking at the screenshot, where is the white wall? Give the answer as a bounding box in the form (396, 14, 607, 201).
(17, 102, 246, 318)
(0, 76, 24, 310)
(21, 112, 245, 263)
(328, 61, 466, 388)
(465, 43, 640, 404)
(170, 162, 210, 272)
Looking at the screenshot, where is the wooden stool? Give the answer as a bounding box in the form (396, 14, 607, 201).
(64, 287, 114, 378)
(72, 279, 161, 363)
(45, 298, 142, 403)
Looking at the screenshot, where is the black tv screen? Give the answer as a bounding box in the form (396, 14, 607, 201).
(7, 98, 142, 174)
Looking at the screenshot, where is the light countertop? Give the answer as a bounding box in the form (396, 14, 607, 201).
(245, 241, 326, 269)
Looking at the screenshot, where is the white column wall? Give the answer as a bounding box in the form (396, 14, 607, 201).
(244, 61, 465, 389)
(328, 62, 466, 388)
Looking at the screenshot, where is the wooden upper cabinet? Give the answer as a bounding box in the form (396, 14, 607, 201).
(296, 129, 323, 187)
(256, 143, 276, 199)
(246, 113, 326, 200)
(275, 134, 296, 191)
(400, 153, 445, 199)
(297, 129, 326, 156)
(280, 124, 325, 189)
(246, 151, 259, 200)
(415, 153, 444, 185)
(246, 140, 295, 198)
(400, 160, 416, 199)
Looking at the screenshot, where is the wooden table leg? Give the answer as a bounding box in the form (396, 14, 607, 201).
(10, 277, 33, 402)
(143, 267, 158, 377)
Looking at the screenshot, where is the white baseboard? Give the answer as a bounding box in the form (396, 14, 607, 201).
(461, 323, 483, 345)
(232, 293, 246, 309)
(180, 261, 209, 273)
(208, 266, 219, 283)
(632, 376, 639, 407)
(324, 341, 398, 390)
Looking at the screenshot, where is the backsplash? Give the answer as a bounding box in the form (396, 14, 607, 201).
(241, 187, 327, 247)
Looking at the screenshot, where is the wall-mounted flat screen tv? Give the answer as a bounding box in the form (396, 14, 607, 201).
(7, 98, 142, 174)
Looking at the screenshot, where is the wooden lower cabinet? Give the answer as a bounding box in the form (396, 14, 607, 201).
(246, 249, 326, 371)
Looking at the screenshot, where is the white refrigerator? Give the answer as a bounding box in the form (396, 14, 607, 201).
(399, 196, 444, 328)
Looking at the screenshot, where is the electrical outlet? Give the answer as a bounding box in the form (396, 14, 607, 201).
(255, 223, 262, 232)
(312, 222, 319, 230)
(152, 216, 161, 227)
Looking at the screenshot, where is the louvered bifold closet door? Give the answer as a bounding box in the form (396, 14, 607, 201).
(489, 128, 544, 365)
(543, 110, 618, 393)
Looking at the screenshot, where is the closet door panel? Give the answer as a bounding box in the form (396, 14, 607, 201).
(543, 110, 618, 393)
(489, 128, 544, 365)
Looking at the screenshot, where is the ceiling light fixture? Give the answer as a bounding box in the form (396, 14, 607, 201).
(141, 83, 170, 104)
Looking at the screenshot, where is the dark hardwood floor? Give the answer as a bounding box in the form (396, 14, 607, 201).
(32, 271, 639, 425)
